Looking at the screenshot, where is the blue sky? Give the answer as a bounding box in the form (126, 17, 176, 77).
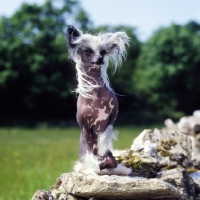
(1, 0, 200, 41)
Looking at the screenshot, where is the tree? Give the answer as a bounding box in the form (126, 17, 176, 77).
(134, 22, 200, 119)
(0, 0, 92, 123)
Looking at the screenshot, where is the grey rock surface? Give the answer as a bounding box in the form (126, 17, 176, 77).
(131, 129, 192, 169)
(113, 149, 160, 178)
(57, 172, 179, 200)
(190, 172, 200, 200)
(58, 192, 85, 200)
(157, 169, 196, 200)
(164, 111, 200, 170)
(164, 110, 200, 136)
(31, 190, 54, 200)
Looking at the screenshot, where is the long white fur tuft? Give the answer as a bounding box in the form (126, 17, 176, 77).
(74, 62, 113, 99)
(102, 163, 132, 175)
(97, 125, 118, 156)
(100, 31, 131, 73)
(75, 63, 101, 99)
(73, 152, 100, 174)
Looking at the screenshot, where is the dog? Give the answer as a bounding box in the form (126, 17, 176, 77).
(66, 25, 131, 175)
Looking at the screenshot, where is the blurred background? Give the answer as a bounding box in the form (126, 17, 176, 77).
(0, 0, 200, 199)
(0, 0, 200, 126)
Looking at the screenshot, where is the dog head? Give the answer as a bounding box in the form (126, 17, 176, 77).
(66, 25, 130, 71)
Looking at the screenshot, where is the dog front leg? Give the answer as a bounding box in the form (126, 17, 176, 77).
(97, 125, 118, 170)
(97, 108, 119, 170)
(81, 127, 93, 155)
(76, 127, 100, 173)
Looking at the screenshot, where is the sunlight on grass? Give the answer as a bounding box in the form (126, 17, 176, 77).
(0, 127, 79, 200)
(0, 125, 160, 200)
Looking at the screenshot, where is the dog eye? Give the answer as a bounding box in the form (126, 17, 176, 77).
(85, 48, 93, 53)
(100, 50, 106, 55)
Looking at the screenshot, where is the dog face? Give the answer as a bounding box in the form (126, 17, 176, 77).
(76, 35, 106, 66)
(66, 25, 130, 70)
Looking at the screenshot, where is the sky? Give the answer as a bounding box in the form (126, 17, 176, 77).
(0, 0, 200, 41)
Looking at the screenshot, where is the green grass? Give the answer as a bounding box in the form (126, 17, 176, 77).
(0, 125, 160, 200)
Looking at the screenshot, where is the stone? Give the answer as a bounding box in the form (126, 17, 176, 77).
(164, 110, 200, 136)
(190, 172, 200, 199)
(113, 149, 160, 178)
(185, 135, 200, 170)
(31, 128, 200, 200)
(164, 111, 200, 172)
(31, 190, 55, 200)
(164, 112, 200, 171)
(157, 169, 196, 200)
(56, 172, 180, 200)
(192, 153, 200, 170)
(131, 129, 192, 169)
(57, 192, 85, 200)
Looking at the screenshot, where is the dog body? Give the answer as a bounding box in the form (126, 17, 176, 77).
(66, 25, 131, 174)
(77, 81, 118, 170)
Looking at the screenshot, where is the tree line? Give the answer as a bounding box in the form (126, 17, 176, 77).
(0, 0, 200, 125)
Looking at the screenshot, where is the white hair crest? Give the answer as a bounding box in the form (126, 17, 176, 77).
(68, 29, 130, 99)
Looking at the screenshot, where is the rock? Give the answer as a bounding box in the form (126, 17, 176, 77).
(164, 110, 200, 136)
(31, 128, 200, 200)
(190, 172, 200, 199)
(57, 192, 85, 200)
(56, 172, 180, 200)
(131, 129, 192, 169)
(192, 154, 200, 169)
(31, 190, 55, 200)
(157, 169, 196, 200)
(186, 135, 200, 170)
(194, 125, 200, 135)
(113, 149, 160, 178)
(164, 111, 200, 170)
(31, 189, 87, 200)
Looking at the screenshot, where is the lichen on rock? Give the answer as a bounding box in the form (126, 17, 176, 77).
(113, 149, 159, 178)
(131, 129, 192, 170)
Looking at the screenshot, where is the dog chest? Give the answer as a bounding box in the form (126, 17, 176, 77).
(80, 97, 116, 127)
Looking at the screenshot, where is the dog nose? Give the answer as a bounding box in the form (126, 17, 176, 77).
(97, 57, 103, 63)
(91, 56, 104, 65)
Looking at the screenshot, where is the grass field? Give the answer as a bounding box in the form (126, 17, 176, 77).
(0, 125, 160, 200)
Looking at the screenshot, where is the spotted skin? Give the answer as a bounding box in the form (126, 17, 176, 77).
(76, 67, 118, 170)
(66, 25, 129, 171)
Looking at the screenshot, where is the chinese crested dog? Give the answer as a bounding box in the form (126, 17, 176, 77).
(66, 25, 132, 175)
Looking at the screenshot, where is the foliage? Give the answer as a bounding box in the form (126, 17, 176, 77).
(0, 0, 200, 124)
(134, 22, 200, 119)
(0, 0, 92, 122)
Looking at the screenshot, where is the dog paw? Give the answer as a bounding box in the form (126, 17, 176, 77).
(99, 151, 117, 170)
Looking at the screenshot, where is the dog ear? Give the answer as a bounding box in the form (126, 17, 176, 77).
(101, 32, 130, 72)
(110, 32, 130, 58)
(102, 32, 130, 54)
(66, 25, 82, 48)
(114, 32, 130, 48)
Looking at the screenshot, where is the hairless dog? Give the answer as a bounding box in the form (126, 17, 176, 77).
(66, 25, 131, 175)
